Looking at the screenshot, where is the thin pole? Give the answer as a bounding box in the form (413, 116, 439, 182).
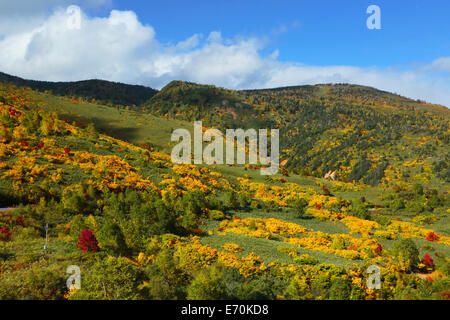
(44, 223, 48, 253)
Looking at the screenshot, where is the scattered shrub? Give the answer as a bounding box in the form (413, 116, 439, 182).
(208, 210, 225, 220)
(293, 254, 319, 266)
(375, 216, 391, 226)
(393, 239, 419, 272)
(329, 278, 351, 300)
(292, 198, 308, 218)
(77, 228, 99, 253)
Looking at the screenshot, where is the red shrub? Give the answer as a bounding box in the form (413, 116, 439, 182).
(139, 143, 149, 149)
(322, 186, 331, 195)
(187, 228, 204, 235)
(77, 229, 99, 253)
(426, 232, 438, 242)
(374, 244, 383, 255)
(16, 216, 24, 227)
(441, 292, 450, 300)
(20, 141, 29, 147)
(423, 253, 434, 268)
(0, 227, 11, 240)
(34, 142, 44, 150)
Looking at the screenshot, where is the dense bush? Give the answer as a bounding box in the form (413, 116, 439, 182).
(393, 239, 420, 272)
(349, 199, 371, 220)
(70, 256, 142, 300)
(187, 264, 231, 300)
(292, 198, 308, 219)
(97, 220, 128, 256)
(329, 278, 352, 300)
(0, 269, 67, 300)
(283, 275, 313, 300)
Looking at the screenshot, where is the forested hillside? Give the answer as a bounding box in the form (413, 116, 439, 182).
(0, 72, 157, 107)
(144, 81, 450, 187)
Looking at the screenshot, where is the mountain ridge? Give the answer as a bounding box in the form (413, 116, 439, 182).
(1, 71, 448, 186)
(1, 71, 448, 112)
(0, 71, 158, 107)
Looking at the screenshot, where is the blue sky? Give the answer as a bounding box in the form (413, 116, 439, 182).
(0, 0, 449, 106)
(92, 0, 449, 68)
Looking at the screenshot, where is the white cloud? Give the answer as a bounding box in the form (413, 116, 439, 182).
(0, 8, 155, 83)
(0, 0, 111, 35)
(0, 0, 110, 15)
(430, 57, 450, 73)
(175, 34, 202, 51)
(207, 31, 222, 43)
(0, 6, 449, 107)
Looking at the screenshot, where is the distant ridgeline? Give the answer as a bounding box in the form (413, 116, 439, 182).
(0, 72, 157, 107)
(1, 71, 449, 186)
